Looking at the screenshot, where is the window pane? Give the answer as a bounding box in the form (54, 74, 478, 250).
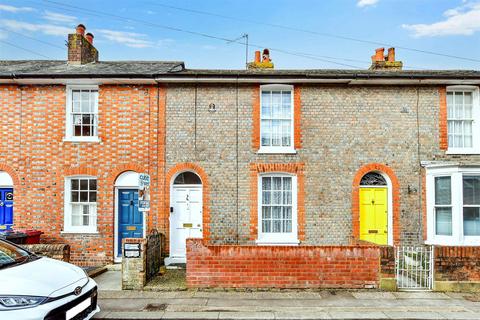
(464, 207, 480, 236)
(71, 204, 82, 226)
(273, 177, 282, 190)
(262, 220, 271, 233)
(435, 207, 452, 236)
(262, 206, 271, 219)
(447, 93, 453, 118)
(261, 120, 271, 147)
(271, 91, 281, 118)
(283, 177, 291, 190)
(463, 176, 480, 205)
(281, 120, 291, 146)
(74, 125, 82, 136)
(454, 93, 463, 117)
(272, 191, 282, 205)
(71, 179, 79, 190)
(73, 114, 82, 125)
(262, 177, 271, 191)
(281, 91, 291, 118)
(283, 206, 292, 219)
(464, 122, 473, 148)
(272, 207, 282, 219)
(261, 92, 271, 118)
(81, 91, 90, 111)
(80, 191, 89, 202)
(271, 120, 281, 146)
(82, 125, 92, 137)
(435, 176, 451, 205)
(464, 92, 472, 105)
(80, 179, 88, 190)
(89, 179, 97, 190)
(273, 220, 281, 232)
(262, 191, 271, 205)
(71, 191, 79, 202)
(89, 192, 97, 202)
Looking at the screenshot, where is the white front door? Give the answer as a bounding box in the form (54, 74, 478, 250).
(169, 186, 203, 261)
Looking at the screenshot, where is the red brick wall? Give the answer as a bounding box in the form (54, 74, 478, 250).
(435, 246, 480, 282)
(186, 239, 380, 288)
(438, 87, 448, 151)
(0, 84, 166, 266)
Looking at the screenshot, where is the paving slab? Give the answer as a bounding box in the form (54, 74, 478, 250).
(95, 311, 165, 319)
(96, 271, 122, 291)
(438, 312, 480, 320)
(352, 292, 397, 300)
(386, 311, 444, 319)
(328, 311, 387, 319)
(392, 292, 450, 300)
(218, 312, 275, 320)
(163, 311, 219, 319)
(274, 311, 331, 319)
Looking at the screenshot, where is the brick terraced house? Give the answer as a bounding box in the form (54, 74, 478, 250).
(1, 25, 480, 288)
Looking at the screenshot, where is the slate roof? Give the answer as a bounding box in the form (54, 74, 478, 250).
(0, 60, 185, 78)
(1, 59, 480, 80)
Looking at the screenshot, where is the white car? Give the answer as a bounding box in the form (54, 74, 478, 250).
(0, 239, 100, 320)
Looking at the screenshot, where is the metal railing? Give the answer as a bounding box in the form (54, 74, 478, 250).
(395, 245, 434, 290)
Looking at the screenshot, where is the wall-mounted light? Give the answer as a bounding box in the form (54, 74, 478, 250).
(208, 103, 216, 112)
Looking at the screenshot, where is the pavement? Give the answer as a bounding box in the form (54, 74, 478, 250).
(93, 271, 480, 320)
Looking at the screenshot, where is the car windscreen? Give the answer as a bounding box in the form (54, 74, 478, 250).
(0, 241, 30, 269)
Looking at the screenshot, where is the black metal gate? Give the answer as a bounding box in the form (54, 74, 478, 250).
(146, 229, 162, 281)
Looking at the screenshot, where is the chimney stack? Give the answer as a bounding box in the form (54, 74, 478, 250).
(85, 32, 94, 45)
(248, 48, 274, 69)
(68, 24, 98, 65)
(369, 47, 402, 71)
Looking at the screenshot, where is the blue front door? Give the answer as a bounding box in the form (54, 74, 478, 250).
(118, 189, 143, 256)
(0, 188, 13, 231)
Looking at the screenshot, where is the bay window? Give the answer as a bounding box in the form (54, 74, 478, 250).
(427, 166, 480, 245)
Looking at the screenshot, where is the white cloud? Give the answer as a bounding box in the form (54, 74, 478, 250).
(357, 0, 379, 7)
(402, 2, 480, 37)
(95, 29, 154, 48)
(1, 19, 71, 36)
(0, 4, 34, 12)
(43, 11, 77, 24)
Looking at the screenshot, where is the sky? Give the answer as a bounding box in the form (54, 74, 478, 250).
(0, 0, 480, 70)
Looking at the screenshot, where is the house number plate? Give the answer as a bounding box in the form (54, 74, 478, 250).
(183, 223, 193, 228)
(126, 226, 136, 231)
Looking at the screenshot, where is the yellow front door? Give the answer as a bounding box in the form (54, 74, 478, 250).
(359, 187, 388, 245)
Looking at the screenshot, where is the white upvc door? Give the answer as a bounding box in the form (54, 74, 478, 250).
(169, 186, 203, 261)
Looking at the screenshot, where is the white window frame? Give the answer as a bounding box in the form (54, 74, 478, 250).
(446, 85, 480, 155)
(63, 176, 98, 233)
(426, 166, 480, 246)
(258, 84, 296, 154)
(256, 173, 299, 245)
(64, 85, 100, 142)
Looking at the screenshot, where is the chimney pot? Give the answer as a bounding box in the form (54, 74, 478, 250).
(262, 49, 270, 63)
(86, 33, 94, 44)
(387, 47, 395, 62)
(373, 48, 385, 62)
(254, 51, 261, 64)
(76, 24, 86, 36)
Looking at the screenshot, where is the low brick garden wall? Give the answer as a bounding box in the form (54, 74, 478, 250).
(22, 244, 70, 262)
(186, 239, 381, 289)
(435, 246, 480, 282)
